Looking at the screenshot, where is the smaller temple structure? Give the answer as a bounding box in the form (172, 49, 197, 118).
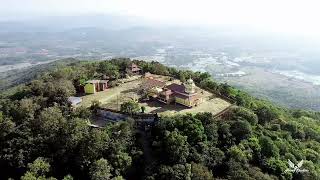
(126, 63, 141, 75)
(141, 78, 166, 98)
(84, 80, 109, 94)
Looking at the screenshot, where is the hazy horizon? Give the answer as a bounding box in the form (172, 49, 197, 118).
(1, 0, 320, 38)
(1, 0, 320, 110)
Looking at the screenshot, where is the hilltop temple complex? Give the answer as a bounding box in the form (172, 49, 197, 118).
(142, 74, 202, 107)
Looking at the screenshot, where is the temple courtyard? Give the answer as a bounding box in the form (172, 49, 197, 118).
(80, 75, 231, 116)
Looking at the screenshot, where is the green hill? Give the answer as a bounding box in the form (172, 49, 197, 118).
(0, 58, 80, 91)
(0, 58, 319, 179)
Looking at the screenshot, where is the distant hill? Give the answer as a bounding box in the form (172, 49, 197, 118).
(0, 58, 80, 90)
(0, 14, 152, 33)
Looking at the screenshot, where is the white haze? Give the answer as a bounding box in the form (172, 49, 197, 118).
(1, 0, 320, 39)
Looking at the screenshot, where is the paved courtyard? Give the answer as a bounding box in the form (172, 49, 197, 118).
(139, 97, 230, 116)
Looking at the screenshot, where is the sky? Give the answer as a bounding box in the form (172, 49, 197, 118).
(1, 0, 320, 37)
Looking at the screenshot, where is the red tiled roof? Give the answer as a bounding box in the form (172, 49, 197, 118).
(130, 63, 138, 68)
(166, 83, 185, 93)
(132, 67, 141, 72)
(142, 78, 166, 89)
(129, 63, 141, 72)
(166, 83, 200, 100)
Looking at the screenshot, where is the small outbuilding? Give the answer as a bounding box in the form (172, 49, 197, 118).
(84, 80, 109, 94)
(68, 96, 82, 106)
(126, 63, 141, 75)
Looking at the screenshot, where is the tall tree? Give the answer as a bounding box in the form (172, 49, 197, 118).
(89, 158, 113, 180)
(164, 130, 190, 164)
(21, 157, 55, 180)
(120, 101, 140, 114)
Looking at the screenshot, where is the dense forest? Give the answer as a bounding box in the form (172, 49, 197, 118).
(0, 58, 320, 179)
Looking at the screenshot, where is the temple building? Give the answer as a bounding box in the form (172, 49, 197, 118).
(159, 78, 202, 107)
(142, 76, 202, 107)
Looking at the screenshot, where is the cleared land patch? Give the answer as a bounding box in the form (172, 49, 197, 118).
(81, 76, 231, 116)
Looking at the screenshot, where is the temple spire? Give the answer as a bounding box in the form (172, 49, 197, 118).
(184, 77, 195, 94)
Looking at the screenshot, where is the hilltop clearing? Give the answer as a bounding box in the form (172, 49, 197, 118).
(0, 58, 319, 179)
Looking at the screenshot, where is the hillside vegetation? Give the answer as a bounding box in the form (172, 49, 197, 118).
(0, 58, 319, 179)
(0, 58, 81, 91)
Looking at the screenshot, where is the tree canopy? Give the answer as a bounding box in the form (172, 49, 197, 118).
(0, 58, 320, 179)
